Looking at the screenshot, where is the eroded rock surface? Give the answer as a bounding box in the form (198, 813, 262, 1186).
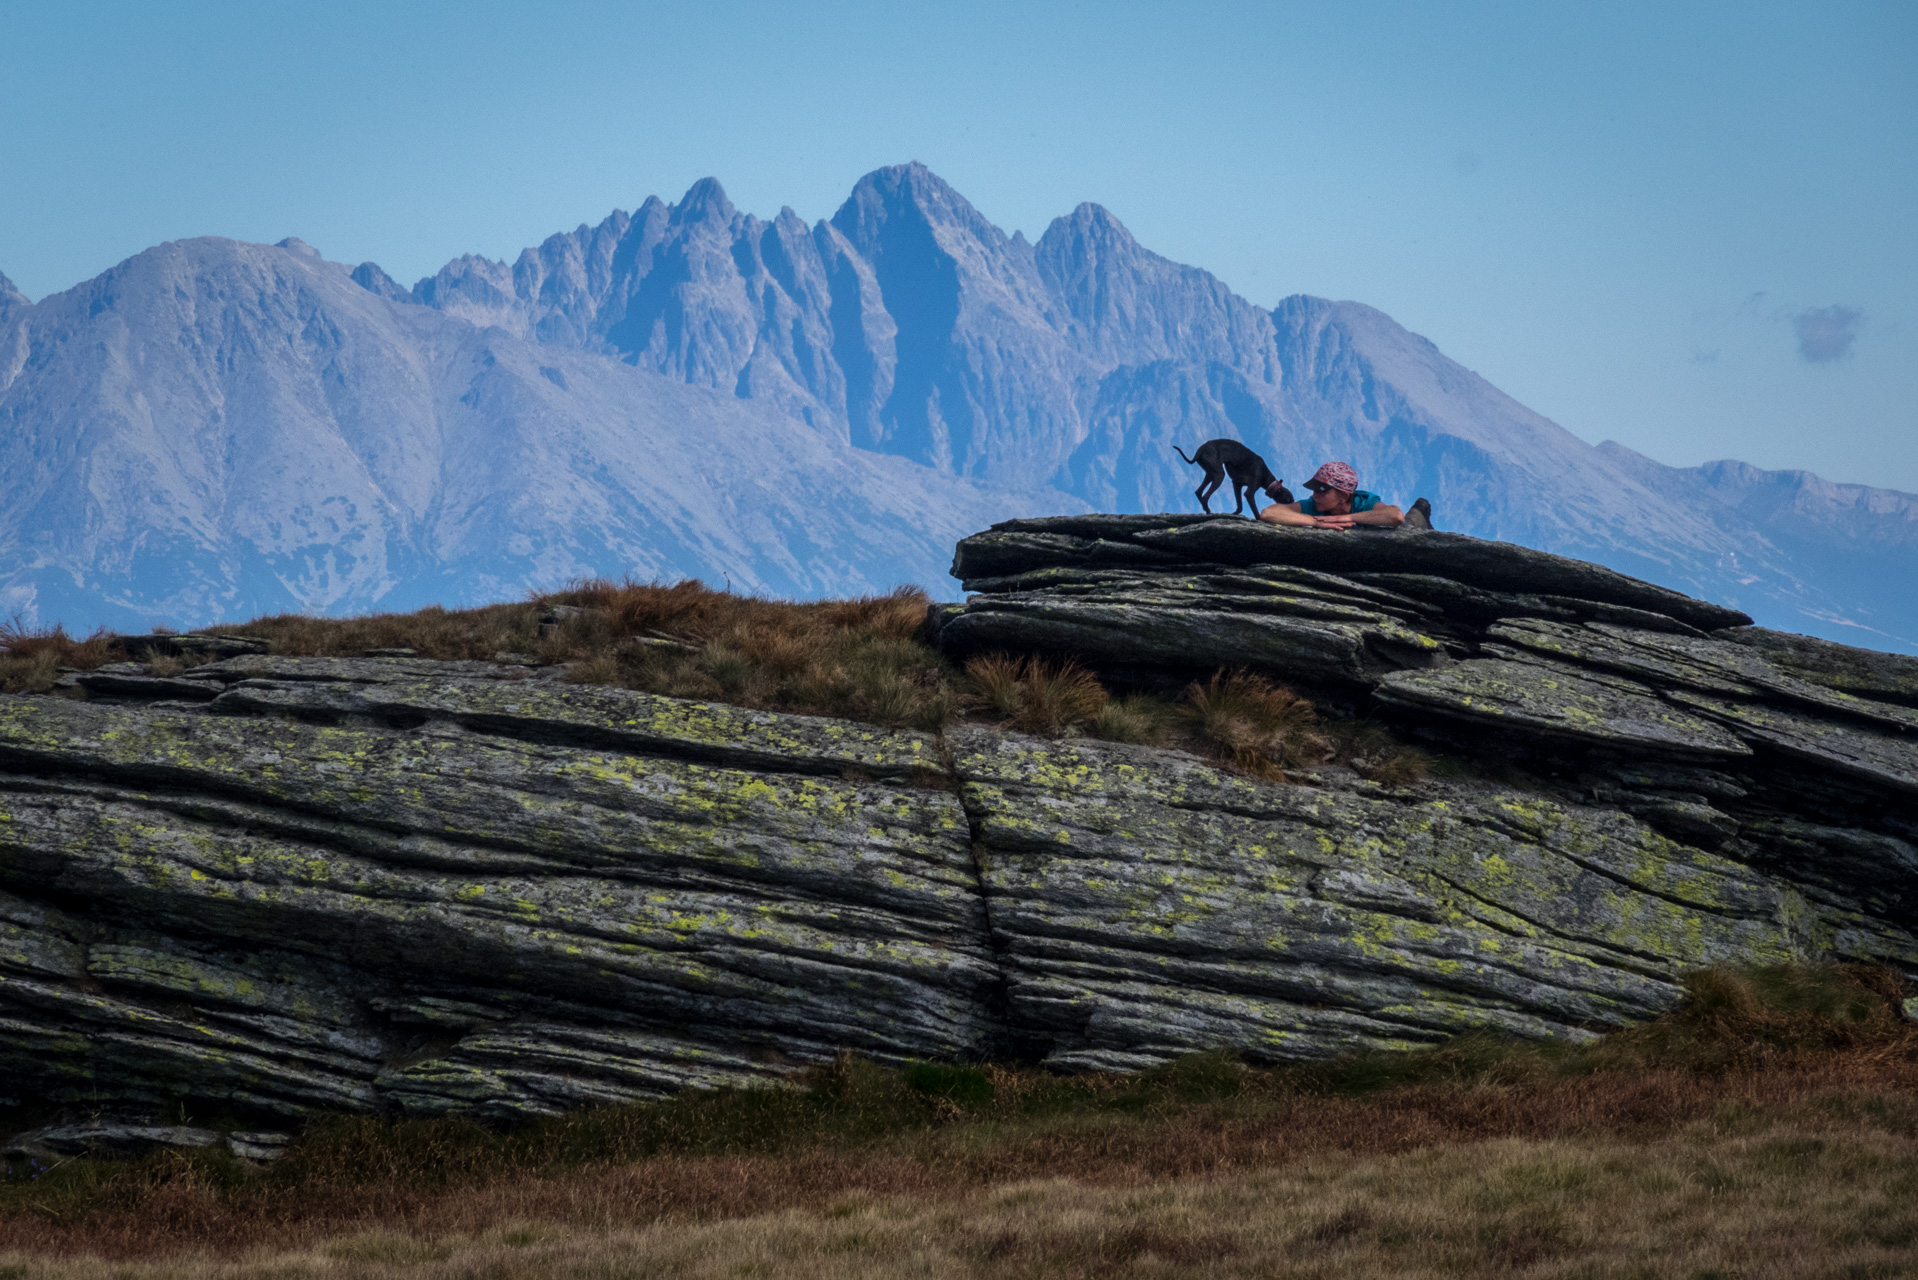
(1, 659, 990, 1120)
(951, 726, 1818, 1072)
(934, 515, 1916, 1038)
(2, 519, 1914, 1124)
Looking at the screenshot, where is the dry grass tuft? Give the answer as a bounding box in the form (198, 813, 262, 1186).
(961, 654, 1108, 737)
(1588, 963, 1915, 1073)
(0, 620, 123, 693)
(0, 649, 61, 695)
(1092, 694, 1178, 746)
(550, 578, 933, 652)
(1, 582, 956, 731)
(219, 600, 547, 662)
(561, 583, 951, 731)
(1177, 669, 1330, 780)
(213, 581, 956, 731)
(960, 652, 1026, 721)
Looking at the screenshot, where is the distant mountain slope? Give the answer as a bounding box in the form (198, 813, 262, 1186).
(0, 237, 1075, 631)
(1597, 444, 1918, 650)
(403, 164, 1915, 651)
(2, 163, 1911, 650)
(0, 271, 27, 324)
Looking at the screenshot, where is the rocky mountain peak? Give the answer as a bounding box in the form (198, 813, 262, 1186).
(1032, 202, 1148, 322)
(412, 252, 520, 324)
(1036, 199, 1271, 370)
(349, 261, 414, 302)
(831, 161, 1004, 255)
(1040, 201, 1140, 255)
(672, 176, 738, 227)
(0, 269, 28, 312)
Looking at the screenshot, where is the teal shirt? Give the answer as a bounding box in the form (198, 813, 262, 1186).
(1299, 489, 1381, 515)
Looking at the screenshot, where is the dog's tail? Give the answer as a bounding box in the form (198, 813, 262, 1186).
(1172, 444, 1197, 465)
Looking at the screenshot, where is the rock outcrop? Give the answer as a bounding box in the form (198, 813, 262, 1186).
(2, 518, 1913, 1124)
(935, 516, 1915, 927)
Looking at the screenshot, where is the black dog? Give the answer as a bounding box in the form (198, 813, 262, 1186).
(1173, 439, 1293, 515)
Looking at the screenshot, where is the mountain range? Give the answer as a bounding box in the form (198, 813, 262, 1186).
(3, 162, 1914, 651)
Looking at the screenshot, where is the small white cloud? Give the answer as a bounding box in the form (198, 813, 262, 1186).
(1794, 305, 1862, 363)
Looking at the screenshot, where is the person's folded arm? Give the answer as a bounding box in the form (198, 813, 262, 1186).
(1348, 505, 1404, 527)
(1259, 502, 1325, 527)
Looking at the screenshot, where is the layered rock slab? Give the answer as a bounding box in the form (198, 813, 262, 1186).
(938, 518, 1755, 691)
(950, 726, 1818, 1071)
(938, 515, 1918, 984)
(936, 562, 1447, 688)
(954, 518, 1752, 632)
(0, 668, 993, 1119)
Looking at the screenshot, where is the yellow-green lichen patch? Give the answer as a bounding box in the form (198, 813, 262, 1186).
(959, 728, 1821, 1066)
(1375, 660, 1753, 759)
(220, 673, 942, 777)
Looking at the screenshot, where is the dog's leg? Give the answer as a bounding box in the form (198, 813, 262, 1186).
(1195, 466, 1226, 514)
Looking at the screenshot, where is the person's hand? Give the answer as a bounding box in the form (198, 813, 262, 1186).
(1312, 515, 1356, 530)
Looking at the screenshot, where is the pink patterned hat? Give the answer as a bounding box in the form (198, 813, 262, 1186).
(1307, 461, 1359, 494)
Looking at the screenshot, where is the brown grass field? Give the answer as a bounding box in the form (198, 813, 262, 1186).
(1, 967, 1914, 1277)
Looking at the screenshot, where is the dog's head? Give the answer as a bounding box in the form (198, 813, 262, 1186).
(1266, 479, 1295, 504)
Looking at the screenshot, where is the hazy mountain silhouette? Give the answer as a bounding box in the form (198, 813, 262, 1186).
(3, 164, 1912, 650)
(0, 233, 1069, 630)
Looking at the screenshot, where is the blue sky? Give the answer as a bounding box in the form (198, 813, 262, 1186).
(3, 0, 1913, 490)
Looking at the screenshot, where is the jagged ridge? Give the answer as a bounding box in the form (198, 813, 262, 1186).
(5, 166, 1916, 647)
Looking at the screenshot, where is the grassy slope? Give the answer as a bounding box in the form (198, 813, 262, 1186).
(5, 592, 1915, 1274)
(0, 967, 1913, 1275)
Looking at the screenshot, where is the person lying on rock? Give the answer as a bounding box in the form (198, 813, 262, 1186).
(1258, 461, 1405, 530)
